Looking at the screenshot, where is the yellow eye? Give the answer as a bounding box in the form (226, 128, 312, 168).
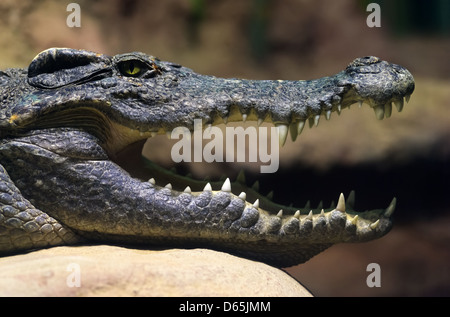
(118, 60, 146, 77)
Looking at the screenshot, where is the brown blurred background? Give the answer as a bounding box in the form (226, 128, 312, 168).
(1, 0, 449, 296)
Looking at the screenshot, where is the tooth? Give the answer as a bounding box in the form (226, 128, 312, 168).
(384, 197, 396, 217)
(242, 113, 248, 122)
(304, 200, 311, 210)
(306, 210, 313, 220)
(350, 215, 359, 225)
(358, 100, 363, 108)
(184, 186, 191, 193)
(223, 116, 229, 124)
(148, 178, 156, 185)
(325, 110, 331, 120)
(314, 115, 320, 126)
(165, 183, 172, 189)
(251, 181, 260, 192)
(347, 190, 356, 209)
(337, 105, 342, 115)
(294, 210, 300, 218)
(151, 132, 157, 137)
(203, 183, 212, 191)
(336, 193, 346, 212)
(297, 120, 305, 136)
(384, 102, 392, 118)
(238, 192, 246, 200)
(394, 99, 404, 112)
(369, 219, 380, 230)
(277, 210, 283, 217)
(289, 122, 298, 142)
(320, 209, 325, 217)
(221, 178, 231, 192)
(236, 170, 246, 184)
(257, 117, 264, 126)
(276, 124, 288, 146)
(252, 199, 259, 209)
(267, 191, 274, 200)
(373, 105, 385, 120)
(405, 94, 411, 103)
(317, 201, 323, 210)
(166, 131, 171, 139)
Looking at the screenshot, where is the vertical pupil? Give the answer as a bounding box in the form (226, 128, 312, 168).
(129, 62, 135, 73)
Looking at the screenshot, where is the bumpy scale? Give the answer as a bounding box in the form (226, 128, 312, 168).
(0, 48, 414, 267)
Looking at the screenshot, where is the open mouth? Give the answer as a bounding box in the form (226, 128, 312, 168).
(111, 99, 402, 218)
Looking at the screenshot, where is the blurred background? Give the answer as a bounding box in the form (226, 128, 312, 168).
(1, 0, 449, 296)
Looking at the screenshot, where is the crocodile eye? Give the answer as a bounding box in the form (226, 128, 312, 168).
(118, 60, 148, 77)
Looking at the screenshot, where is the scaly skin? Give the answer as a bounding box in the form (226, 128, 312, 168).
(0, 48, 414, 267)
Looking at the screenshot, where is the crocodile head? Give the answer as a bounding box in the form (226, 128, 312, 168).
(0, 48, 414, 267)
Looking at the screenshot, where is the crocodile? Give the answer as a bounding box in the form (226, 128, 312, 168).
(0, 48, 414, 267)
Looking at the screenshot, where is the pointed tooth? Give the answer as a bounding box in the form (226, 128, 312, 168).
(289, 122, 298, 142)
(203, 183, 212, 191)
(148, 178, 156, 185)
(385, 197, 397, 217)
(267, 191, 274, 201)
(370, 219, 380, 230)
(304, 200, 311, 210)
(394, 99, 404, 112)
(306, 210, 313, 220)
(314, 115, 320, 127)
(251, 181, 260, 192)
(223, 116, 229, 124)
(242, 113, 248, 122)
(405, 94, 411, 103)
(294, 210, 300, 218)
(329, 200, 335, 209)
(336, 193, 346, 212)
(236, 170, 246, 184)
(325, 110, 331, 120)
(384, 102, 392, 118)
(165, 183, 172, 189)
(257, 117, 264, 126)
(221, 178, 231, 192)
(183, 186, 191, 193)
(238, 192, 247, 200)
(277, 210, 283, 217)
(337, 105, 342, 115)
(297, 120, 305, 135)
(276, 124, 288, 146)
(252, 199, 259, 209)
(166, 131, 172, 139)
(347, 190, 356, 209)
(317, 201, 323, 210)
(320, 209, 325, 217)
(358, 100, 363, 108)
(373, 105, 385, 120)
(350, 215, 359, 225)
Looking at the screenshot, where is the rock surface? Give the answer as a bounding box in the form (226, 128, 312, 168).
(0, 245, 311, 297)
